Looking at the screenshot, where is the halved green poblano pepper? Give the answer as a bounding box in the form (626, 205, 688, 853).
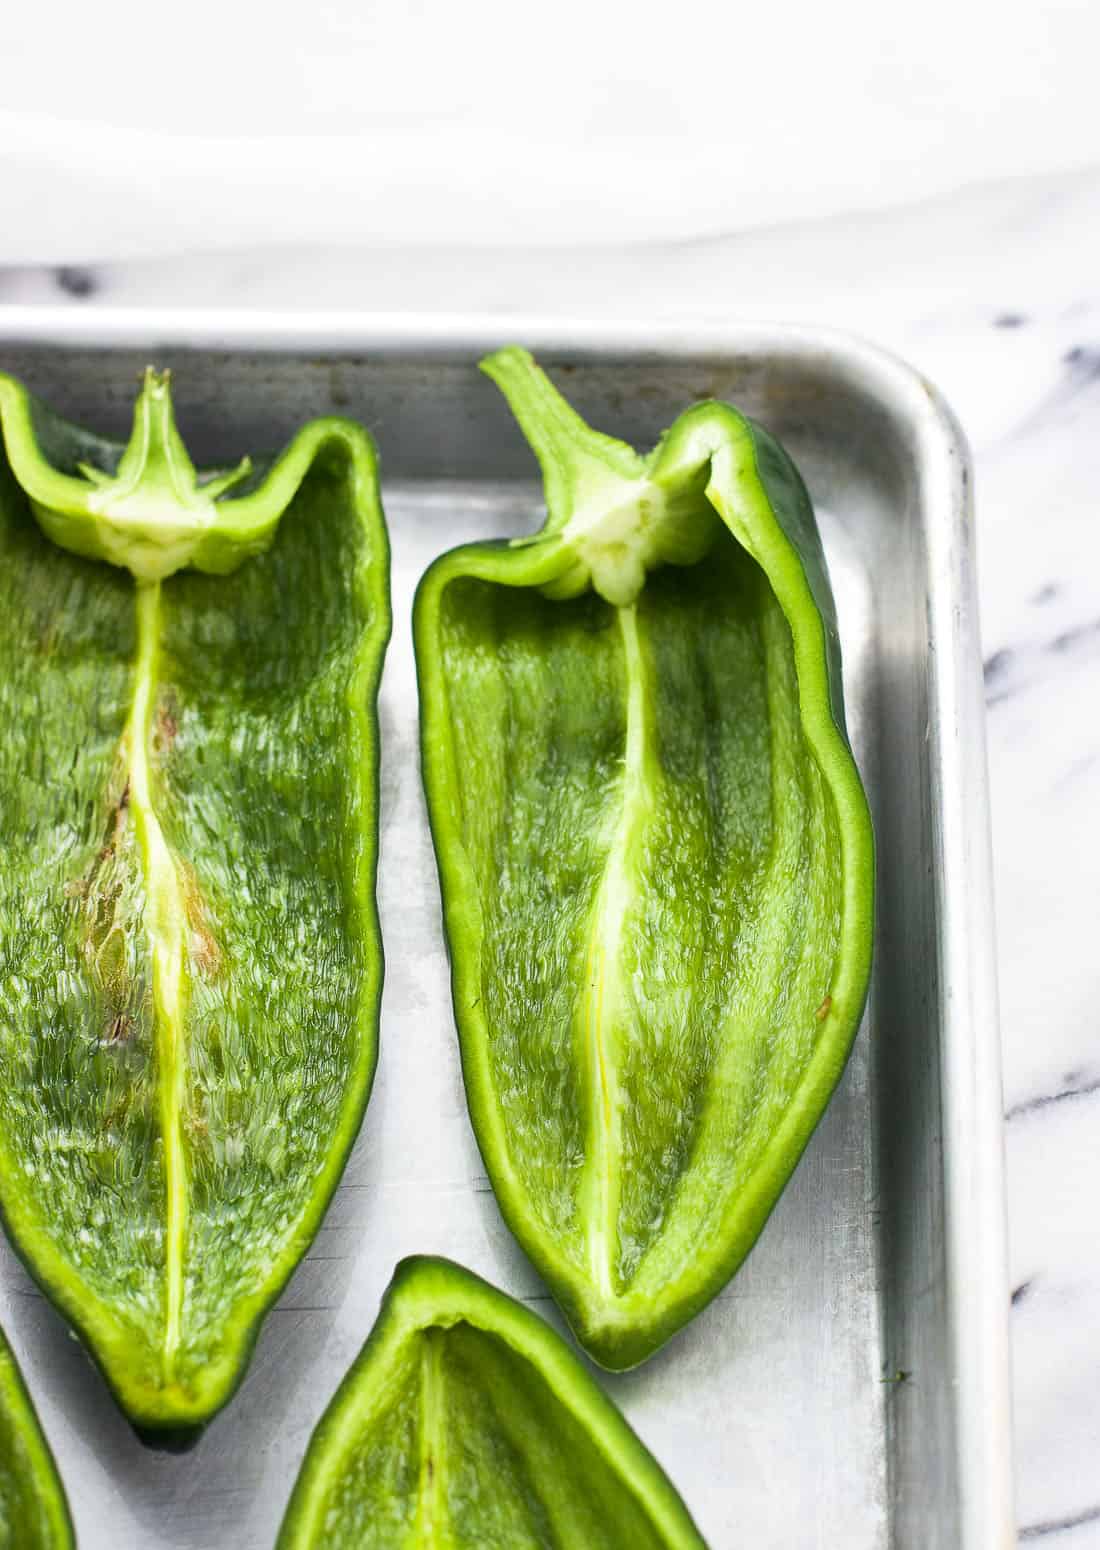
(277, 1255, 707, 1549)
(0, 1327, 73, 1547)
(0, 369, 390, 1432)
(415, 349, 874, 1369)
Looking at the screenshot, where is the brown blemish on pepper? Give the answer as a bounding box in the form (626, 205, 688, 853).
(101, 1092, 137, 1135)
(80, 774, 133, 900)
(190, 921, 221, 977)
(104, 1013, 133, 1046)
(177, 857, 222, 978)
(185, 1110, 209, 1141)
(815, 995, 832, 1021)
(86, 769, 132, 875)
(71, 759, 140, 994)
(152, 692, 180, 756)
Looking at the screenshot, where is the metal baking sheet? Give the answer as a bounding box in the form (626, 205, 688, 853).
(0, 317, 1014, 1549)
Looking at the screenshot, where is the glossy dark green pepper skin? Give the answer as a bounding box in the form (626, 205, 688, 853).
(0, 371, 390, 1431)
(415, 349, 874, 1369)
(277, 1256, 707, 1549)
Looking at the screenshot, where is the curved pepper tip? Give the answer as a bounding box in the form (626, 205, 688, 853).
(277, 1254, 709, 1550)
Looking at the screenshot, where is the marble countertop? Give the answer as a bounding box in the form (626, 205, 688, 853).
(1, 162, 1098, 1543)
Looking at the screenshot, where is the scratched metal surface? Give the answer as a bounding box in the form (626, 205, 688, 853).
(0, 325, 1013, 1549)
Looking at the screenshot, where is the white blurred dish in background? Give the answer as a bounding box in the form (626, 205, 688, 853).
(2, 0, 1099, 261)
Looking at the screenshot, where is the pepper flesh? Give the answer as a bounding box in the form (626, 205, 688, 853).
(276, 1256, 707, 1550)
(0, 370, 390, 1431)
(415, 349, 874, 1368)
(0, 1328, 73, 1548)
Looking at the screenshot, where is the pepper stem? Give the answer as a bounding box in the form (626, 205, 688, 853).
(481, 347, 721, 607)
(82, 368, 251, 520)
(480, 347, 644, 537)
(22, 367, 259, 583)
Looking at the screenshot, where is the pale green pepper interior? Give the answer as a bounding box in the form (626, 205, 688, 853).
(315, 1322, 677, 1549)
(0, 376, 383, 1423)
(438, 538, 843, 1306)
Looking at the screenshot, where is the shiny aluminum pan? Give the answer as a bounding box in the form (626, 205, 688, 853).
(0, 313, 1013, 1548)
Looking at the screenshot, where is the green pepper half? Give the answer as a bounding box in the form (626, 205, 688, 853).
(0, 1327, 73, 1548)
(415, 349, 874, 1369)
(277, 1255, 707, 1549)
(0, 369, 390, 1432)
